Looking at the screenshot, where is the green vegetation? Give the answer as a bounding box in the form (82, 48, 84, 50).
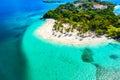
(43, 1, 120, 39)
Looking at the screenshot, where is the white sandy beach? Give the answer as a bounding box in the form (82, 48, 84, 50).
(35, 19, 114, 46)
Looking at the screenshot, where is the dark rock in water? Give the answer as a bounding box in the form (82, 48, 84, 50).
(81, 48, 94, 63)
(109, 54, 119, 60)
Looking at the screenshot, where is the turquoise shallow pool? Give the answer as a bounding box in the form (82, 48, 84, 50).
(22, 19, 120, 80)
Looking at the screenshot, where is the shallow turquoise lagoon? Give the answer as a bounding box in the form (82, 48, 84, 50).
(22, 19, 120, 80)
(1, 0, 120, 79)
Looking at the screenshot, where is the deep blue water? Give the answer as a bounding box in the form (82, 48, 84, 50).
(0, 0, 74, 80)
(0, 0, 120, 80)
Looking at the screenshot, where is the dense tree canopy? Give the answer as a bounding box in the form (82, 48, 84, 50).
(43, 1, 120, 39)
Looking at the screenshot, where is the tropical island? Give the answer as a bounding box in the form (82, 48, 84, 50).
(35, 0, 120, 46)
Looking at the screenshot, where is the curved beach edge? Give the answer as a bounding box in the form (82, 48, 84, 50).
(34, 19, 117, 46)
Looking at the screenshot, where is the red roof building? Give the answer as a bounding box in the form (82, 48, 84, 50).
(93, 4, 108, 9)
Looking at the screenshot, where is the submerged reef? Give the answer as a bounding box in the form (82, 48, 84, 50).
(81, 48, 94, 63)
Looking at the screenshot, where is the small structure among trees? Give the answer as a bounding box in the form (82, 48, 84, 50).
(93, 4, 108, 9)
(43, 1, 120, 39)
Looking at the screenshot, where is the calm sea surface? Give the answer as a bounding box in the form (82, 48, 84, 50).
(0, 0, 120, 80)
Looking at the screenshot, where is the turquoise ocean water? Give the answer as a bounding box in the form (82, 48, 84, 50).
(0, 0, 120, 80)
(22, 1, 120, 80)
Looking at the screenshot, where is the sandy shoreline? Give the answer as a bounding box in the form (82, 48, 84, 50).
(34, 19, 115, 46)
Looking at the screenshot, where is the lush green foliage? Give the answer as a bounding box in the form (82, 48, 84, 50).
(43, 1, 120, 39)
